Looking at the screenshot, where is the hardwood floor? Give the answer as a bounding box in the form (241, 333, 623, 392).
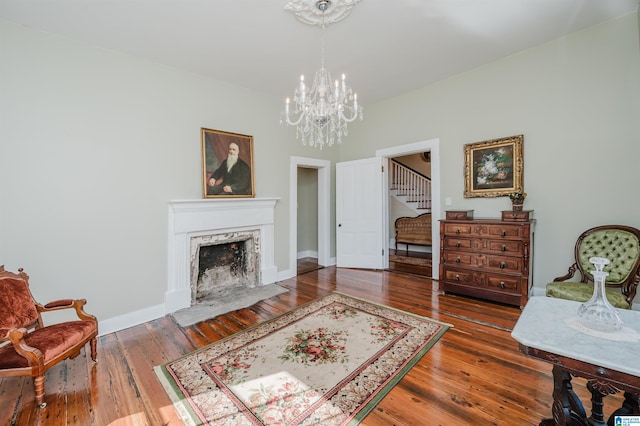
(388, 249, 432, 277)
(1, 266, 622, 425)
(297, 256, 323, 275)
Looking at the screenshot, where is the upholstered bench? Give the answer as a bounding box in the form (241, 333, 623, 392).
(394, 213, 432, 254)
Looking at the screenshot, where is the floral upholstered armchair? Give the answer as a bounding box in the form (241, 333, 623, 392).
(0, 266, 98, 408)
(545, 225, 640, 309)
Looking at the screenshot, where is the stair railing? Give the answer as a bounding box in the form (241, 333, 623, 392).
(390, 160, 432, 210)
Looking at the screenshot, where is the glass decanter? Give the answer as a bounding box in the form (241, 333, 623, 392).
(576, 257, 624, 332)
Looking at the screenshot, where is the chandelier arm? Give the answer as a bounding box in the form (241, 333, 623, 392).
(337, 108, 361, 123)
(284, 112, 306, 127)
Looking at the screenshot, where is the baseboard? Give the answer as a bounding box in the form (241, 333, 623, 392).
(102, 267, 281, 335)
(297, 250, 318, 259)
(278, 269, 296, 282)
(99, 303, 165, 336)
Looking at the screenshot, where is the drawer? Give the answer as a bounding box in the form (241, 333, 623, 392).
(485, 255, 523, 273)
(444, 237, 523, 255)
(486, 239, 524, 255)
(443, 237, 473, 251)
(443, 223, 475, 237)
(442, 252, 524, 273)
(501, 210, 533, 222)
(486, 274, 521, 292)
(442, 268, 482, 286)
(442, 251, 474, 266)
(485, 224, 528, 239)
(446, 210, 474, 220)
(443, 223, 528, 239)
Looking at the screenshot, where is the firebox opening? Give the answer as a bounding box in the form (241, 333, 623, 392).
(194, 237, 260, 304)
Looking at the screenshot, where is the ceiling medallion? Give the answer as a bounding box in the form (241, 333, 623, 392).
(284, 0, 362, 27)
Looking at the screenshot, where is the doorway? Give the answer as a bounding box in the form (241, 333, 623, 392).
(376, 138, 441, 279)
(289, 157, 331, 277)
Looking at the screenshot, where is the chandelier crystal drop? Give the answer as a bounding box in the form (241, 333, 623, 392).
(281, 0, 364, 149)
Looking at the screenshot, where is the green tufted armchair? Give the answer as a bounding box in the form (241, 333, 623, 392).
(546, 225, 640, 309)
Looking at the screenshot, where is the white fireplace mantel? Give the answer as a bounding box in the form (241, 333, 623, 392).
(165, 198, 279, 313)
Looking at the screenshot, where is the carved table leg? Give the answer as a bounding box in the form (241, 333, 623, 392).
(607, 392, 640, 426)
(586, 381, 607, 426)
(540, 365, 588, 426)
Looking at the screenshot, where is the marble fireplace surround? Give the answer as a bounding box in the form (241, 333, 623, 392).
(165, 198, 279, 314)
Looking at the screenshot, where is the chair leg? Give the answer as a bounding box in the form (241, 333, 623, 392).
(34, 375, 46, 408)
(90, 337, 98, 362)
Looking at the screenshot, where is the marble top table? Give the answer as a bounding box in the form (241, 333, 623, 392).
(512, 296, 640, 376)
(512, 296, 640, 425)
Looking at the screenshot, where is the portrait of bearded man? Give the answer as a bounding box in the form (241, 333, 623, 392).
(207, 142, 252, 195)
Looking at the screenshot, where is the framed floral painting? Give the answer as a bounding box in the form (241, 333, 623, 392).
(463, 134, 524, 198)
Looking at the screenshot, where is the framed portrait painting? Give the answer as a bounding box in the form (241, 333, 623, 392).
(201, 128, 255, 198)
(464, 134, 524, 198)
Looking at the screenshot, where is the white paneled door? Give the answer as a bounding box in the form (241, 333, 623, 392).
(336, 157, 384, 269)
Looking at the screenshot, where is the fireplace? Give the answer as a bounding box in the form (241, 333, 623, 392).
(165, 198, 278, 313)
(191, 230, 260, 304)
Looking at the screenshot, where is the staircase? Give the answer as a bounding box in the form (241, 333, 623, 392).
(390, 160, 432, 214)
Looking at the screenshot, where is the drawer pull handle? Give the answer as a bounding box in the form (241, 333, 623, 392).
(456, 256, 461, 263)
(500, 281, 505, 289)
(501, 230, 507, 237)
(456, 229, 460, 235)
(596, 367, 607, 376)
(499, 262, 506, 269)
(455, 274, 460, 282)
(501, 245, 507, 252)
(456, 241, 461, 248)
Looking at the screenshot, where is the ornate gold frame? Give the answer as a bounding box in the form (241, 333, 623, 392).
(201, 128, 255, 198)
(464, 134, 524, 198)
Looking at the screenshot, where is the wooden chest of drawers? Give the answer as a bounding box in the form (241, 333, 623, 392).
(439, 218, 535, 308)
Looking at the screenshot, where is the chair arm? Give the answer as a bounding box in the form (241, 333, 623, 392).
(553, 263, 579, 282)
(38, 299, 98, 322)
(622, 271, 640, 306)
(43, 299, 74, 309)
(7, 327, 45, 367)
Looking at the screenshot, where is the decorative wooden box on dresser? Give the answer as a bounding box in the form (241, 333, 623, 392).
(439, 212, 535, 308)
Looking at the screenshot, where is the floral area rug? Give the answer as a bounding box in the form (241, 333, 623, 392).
(155, 292, 449, 425)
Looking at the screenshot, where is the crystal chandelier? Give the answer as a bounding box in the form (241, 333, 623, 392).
(282, 0, 364, 149)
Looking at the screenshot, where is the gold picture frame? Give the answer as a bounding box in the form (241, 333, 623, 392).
(464, 134, 524, 198)
(201, 128, 255, 198)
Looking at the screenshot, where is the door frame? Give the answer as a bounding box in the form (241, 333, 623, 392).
(289, 156, 331, 277)
(376, 138, 441, 279)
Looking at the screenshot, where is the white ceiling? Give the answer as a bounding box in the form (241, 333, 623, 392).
(1, 0, 638, 104)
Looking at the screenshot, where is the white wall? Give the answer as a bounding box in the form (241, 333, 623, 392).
(342, 12, 640, 298)
(2, 12, 639, 331)
(0, 20, 334, 330)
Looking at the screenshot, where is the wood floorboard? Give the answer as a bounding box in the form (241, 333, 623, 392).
(0, 265, 625, 425)
(297, 257, 324, 275)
